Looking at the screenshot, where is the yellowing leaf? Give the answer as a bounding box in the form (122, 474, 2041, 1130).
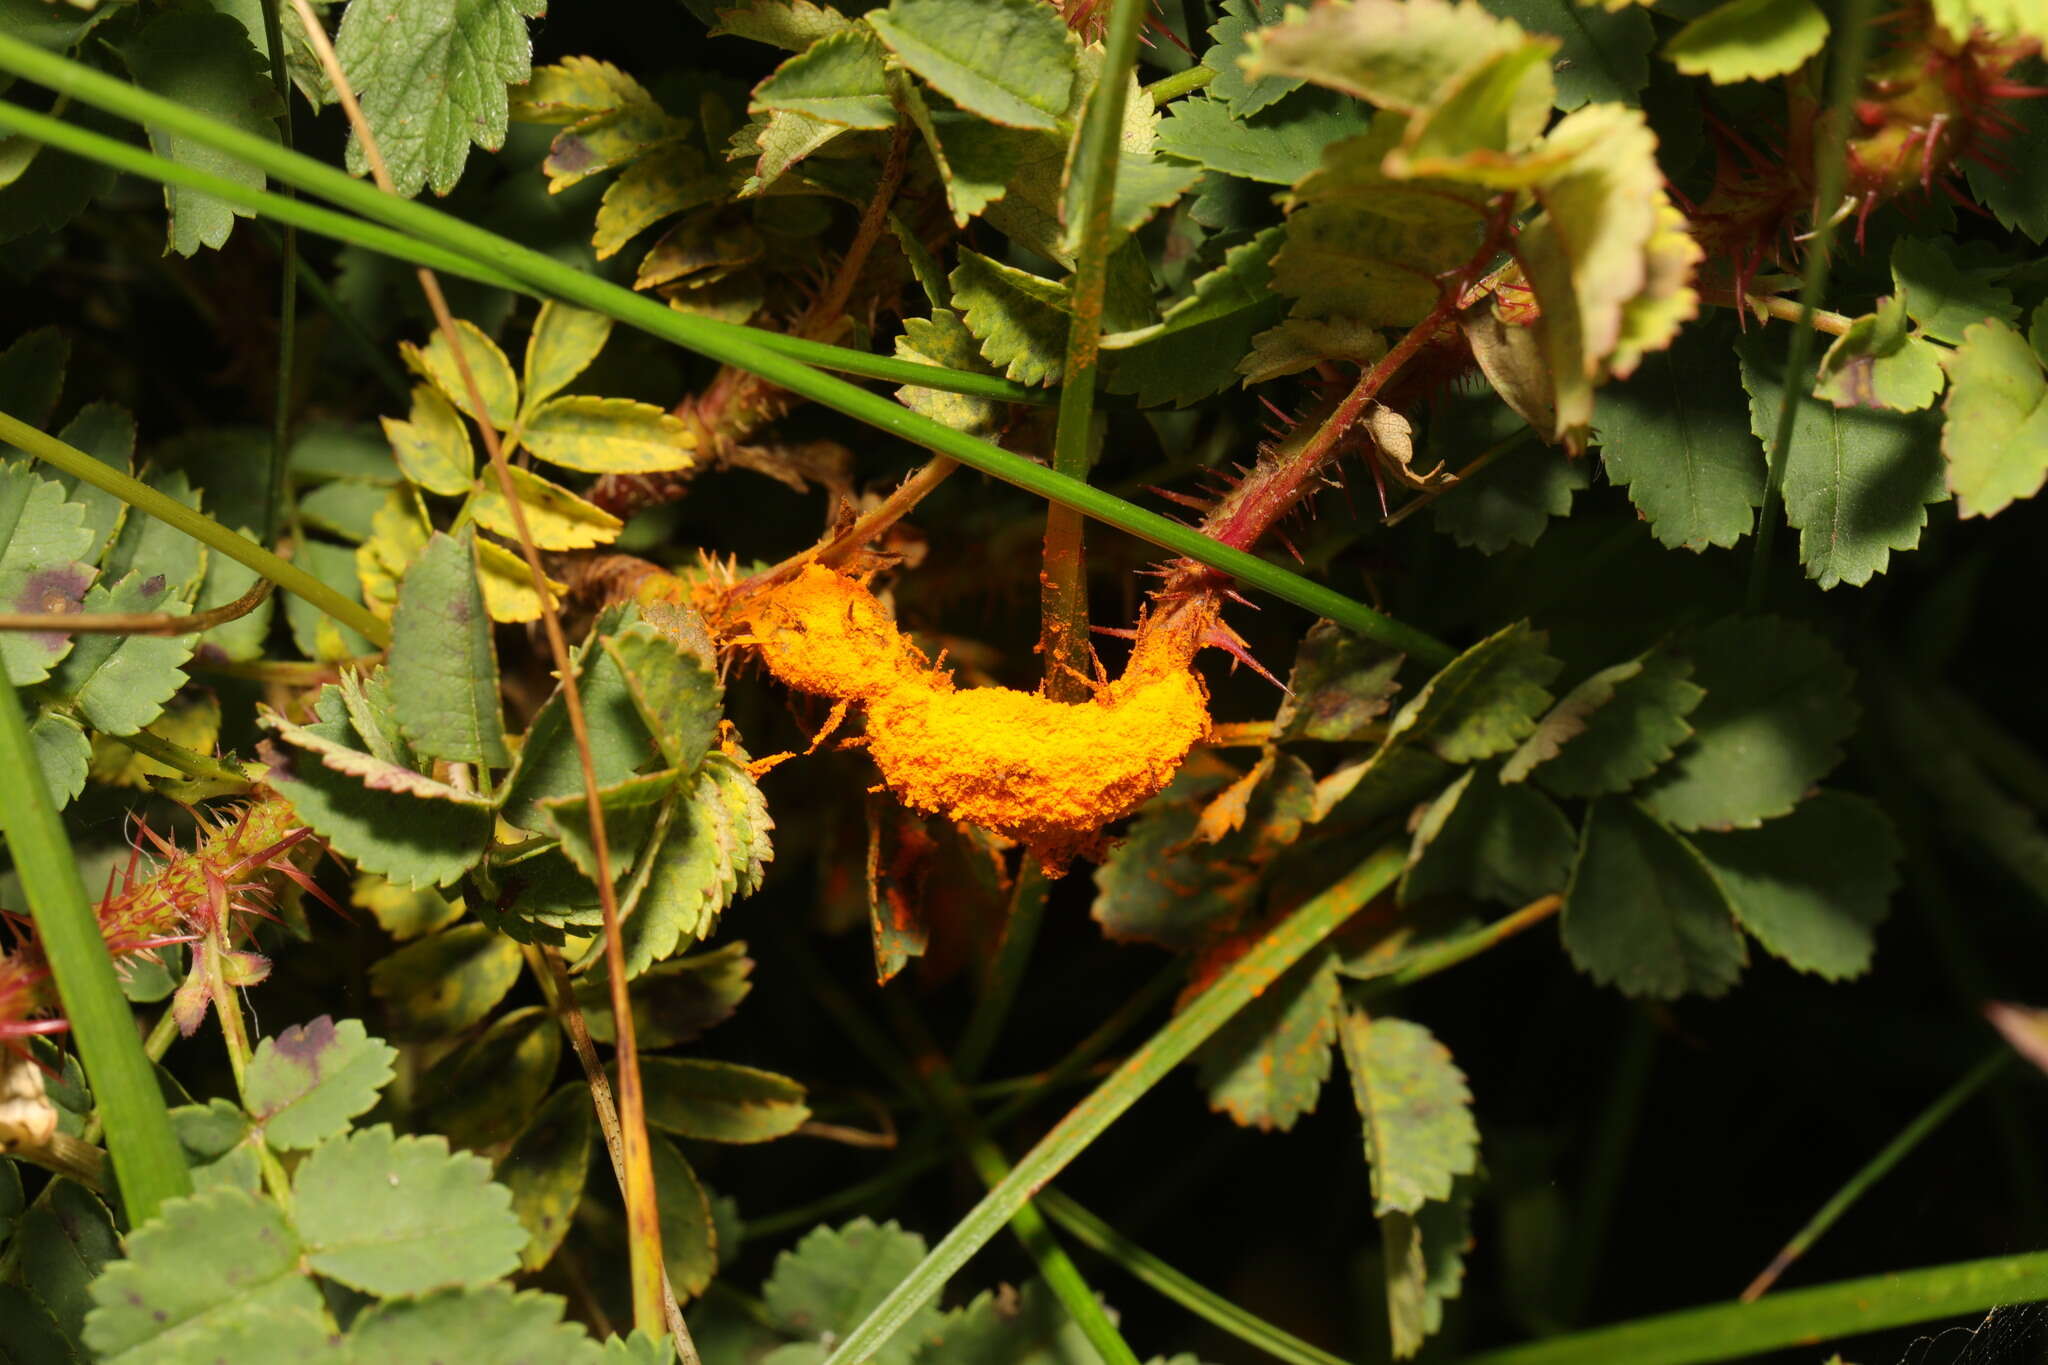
(711, 0, 855, 50)
(522, 302, 613, 413)
(475, 535, 566, 624)
(751, 28, 896, 130)
(520, 396, 697, 474)
(355, 487, 433, 621)
(540, 71, 688, 194)
(1664, 0, 1829, 84)
(401, 319, 520, 431)
(1941, 318, 2048, 518)
(593, 146, 727, 260)
(1246, 0, 1557, 172)
(510, 57, 642, 125)
(1517, 106, 1701, 448)
(382, 384, 475, 495)
(471, 465, 623, 551)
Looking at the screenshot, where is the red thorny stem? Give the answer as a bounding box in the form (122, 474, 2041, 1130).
(284, 2, 684, 1350)
(1176, 293, 1463, 585)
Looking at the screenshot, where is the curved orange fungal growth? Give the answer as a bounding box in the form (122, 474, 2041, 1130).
(729, 565, 1212, 872)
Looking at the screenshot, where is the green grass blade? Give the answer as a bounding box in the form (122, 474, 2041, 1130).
(1460, 1251, 2048, 1365)
(0, 95, 1033, 407)
(0, 673, 192, 1226)
(0, 408, 391, 648)
(820, 840, 1408, 1364)
(1037, 1189, 1350, 1365)
(0, 41, 1454, 664)
(1741, 1049, 2013, 1301)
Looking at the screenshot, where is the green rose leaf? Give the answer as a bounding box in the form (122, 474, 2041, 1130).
(295, 1125, 526, 1296)
(1339, 1012, 1481, 1215)
(1562, 797, 1747, 998)
(245, 1016, 399, 1151)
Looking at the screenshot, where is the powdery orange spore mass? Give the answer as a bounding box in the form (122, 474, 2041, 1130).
(735, 565, 1211, 870)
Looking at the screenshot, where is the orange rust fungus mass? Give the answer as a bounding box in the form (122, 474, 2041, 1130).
(731, 565, 1213, 872)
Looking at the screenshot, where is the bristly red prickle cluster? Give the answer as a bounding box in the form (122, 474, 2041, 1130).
(1688, 1, 2044, 300)
(1057, 0, 1192, 53)
(0, 794, 329, 1049)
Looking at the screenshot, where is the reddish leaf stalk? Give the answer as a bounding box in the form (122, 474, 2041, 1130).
(1176, 294, 1462, 585)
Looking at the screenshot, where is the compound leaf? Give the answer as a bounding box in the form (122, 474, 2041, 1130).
(369, 922, 523, 1038)
(1504, 649, 1703, 796)
(1340, 1012, 1480, 1215)
(1637, 615, 1856, 831)
(294, 1125, 526, 1296)
(41, 570, 196, 736)
(1196, 945, 1340, 1131)
(343, 1286, 604, 1364)
(649, 1134, 719, 1300)
(82, 1188, 321, 1363)
(1562, 797, 1747, 998)
(401, 319, 520, 431)
(1382, 1184, 1472, 1359)
(1202, 0, 1302, 117)
(522, 302, 613, 411)
(119, 11, 278, 255)
(1690, 791, 1901, 980)
(520, 396, 696, 474)
(762, 1219, 941, 1365)
(388, 527, 511, 766)
(1480, 0, 1653, 109)
(418, 1006, 561, 1150)
(1596, 320, 1763, 550)
(1384, 620, 1560, 764)
(0, 459, 94, 686)
(497, 1085, 593, 1272)
(1663, 0, 1827, 83)
(1739, 333, 1946, 589)
(640, 1057, 809, 1143)
(1403, 765, 1576, 906)
(333, 0, 546, 198)
(244, 1016, 398, 1151)
(383, 384, 475, 495)
(752, 28, 894, 129)
(1940, 317, 2048, 518)
(867, 0, 1076, 132)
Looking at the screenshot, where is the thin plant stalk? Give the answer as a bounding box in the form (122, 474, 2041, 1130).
(1041, 0, 1149, 698)
(743, 960, 1182, 1242)
(1037, 1189, 1350, 1365)
(0, 53, 1454, 663)
(891, 999, 1141, 1365)
(0, 672, 190, 1226)
(1745, 0, 1878, 609)
(256, 0, 299, 543)
(821, 840, 1407, 1364)
(952, 862, 1048, 1081)
(0, 409, 390, 647)
(1459, 1250, 2048, 1365)
(1740, 1049, 2013, 1302)
(280, 5, 676, 1345)
(0, 92, 1027, 408)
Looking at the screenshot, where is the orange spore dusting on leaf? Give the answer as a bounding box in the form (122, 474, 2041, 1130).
(729, 565, 1212, 871)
